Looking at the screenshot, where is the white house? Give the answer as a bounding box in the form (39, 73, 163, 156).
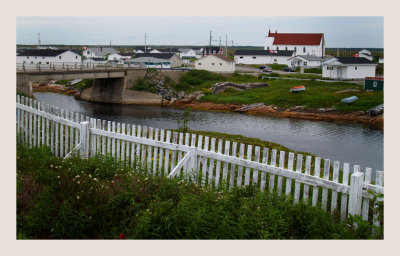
(234, 50, 294, 65)
(17, 49, 82, 65)
(107, 52, 133, 61)
(195, 54, 235, 73)
(83, 57, 107, 65)
(321, 57, 377, 80)
(134, 53, 183, 68)
(129, 57, 171, 69)
(179, 48, 198, 59)
(379, 57, 384, 64)
(82, 47, 118, 59)
(265, 30, 325, 58)
(358, 49, 373, 61)
(134, 46, 152, 53)
(287, 55, 330, 68)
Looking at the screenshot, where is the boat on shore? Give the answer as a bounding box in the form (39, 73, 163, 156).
(290, 85, 306, 93)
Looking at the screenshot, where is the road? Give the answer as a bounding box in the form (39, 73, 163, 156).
(234, 65, 322, 76)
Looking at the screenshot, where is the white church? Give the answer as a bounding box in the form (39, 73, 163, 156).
(264, 30, 326, 58)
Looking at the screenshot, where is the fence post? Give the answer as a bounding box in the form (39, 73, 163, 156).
(79, 121, 89, 159)
(348, 172, 364, 217)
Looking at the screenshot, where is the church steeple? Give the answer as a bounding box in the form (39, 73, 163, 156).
(268, 28, 271, 36)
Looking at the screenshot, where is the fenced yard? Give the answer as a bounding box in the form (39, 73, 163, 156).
(16, 95, 383, 227)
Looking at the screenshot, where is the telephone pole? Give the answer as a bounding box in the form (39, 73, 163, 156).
(209, 30, 212, 54)
(231, 40, 234, 47)
(145, 33, 147, 53)
(38, 33, 41, 47)
(225, 34, 228, 57)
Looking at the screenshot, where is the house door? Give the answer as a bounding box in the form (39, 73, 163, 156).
(337, 67, 342, 80)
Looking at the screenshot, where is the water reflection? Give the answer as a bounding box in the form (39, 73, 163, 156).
(34, 92, 383, 174)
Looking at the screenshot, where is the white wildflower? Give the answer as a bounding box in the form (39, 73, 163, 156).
(76, 196, 80, 200)
(57, 176, 60, 179)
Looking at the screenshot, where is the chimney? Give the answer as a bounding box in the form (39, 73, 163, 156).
(275, 29, 277, 33)
(100, 47, 103, 52)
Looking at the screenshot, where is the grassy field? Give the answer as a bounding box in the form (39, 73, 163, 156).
(17, 142, 382, 239)
(175, 71, 383, 112)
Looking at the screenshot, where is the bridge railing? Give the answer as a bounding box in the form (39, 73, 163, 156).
(16, 95, 384, 229)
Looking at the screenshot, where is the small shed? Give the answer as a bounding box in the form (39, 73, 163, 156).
(364, 77, 384, 91)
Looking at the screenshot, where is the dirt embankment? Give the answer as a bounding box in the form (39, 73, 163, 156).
(170, 101, 384, 129)
(32, 82, 77, 95)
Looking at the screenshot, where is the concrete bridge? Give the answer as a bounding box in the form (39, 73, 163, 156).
(17, 67, 186, 104)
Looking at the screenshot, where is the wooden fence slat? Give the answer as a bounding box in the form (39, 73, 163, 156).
(340, 163, 350, 220)
(112, 122, 116, 157)
(222, 140, 231, 185)
(131, 125, 137, 167)
(190, 134, 197, 179)
(176, 132, 184, 177)
(260, 148, 269, 191)
(285, 152, 295, 196)
(158, 129, 165, 174)
(147, 127, 154, 170)
(209, 138, 216, 185)
(153, 128, 159, 175)
(171, 132, 178, 171)
(141, 126, 148, 169)
(41, 103, 46, 147)
(236, 143, 245, 188)
(331, 161, 340, 214)
(63, 110, 68, 154)
(293, 154, 303, 203)
(16, 95, 21, 136)
(102, 120, 107, 156)
(136, 125, 142, 166)
(89, 118, 95, 158)
(67, 111, 73, 154)
(196, 135, 203, 173)
(125, 124, 131, 162)
(37, 102, 41, 147)
(24, 98, 29, 144)
(373, 171, 383, 228)
(201, 137, 210, 186)
(229, 142, 237, 190)
(29, 99, 33, 147)
(164, 130, 171, 175)
(121, 123, 126, 163)
(244, 145, 253, 186)
(276, 151, 285, 195)
(46, 105, 50, 148)
(269, 149, 277, 192)
(75, 113, 79, 151)
(321, 159, 331, 211)
(312, 157, 321, 206)
(252, 146, 261, 186)
(183, 133, 190, 175)
(55, 107, 59, 157)
(215, 139, 223, 187)
(107, 121, 112, 155)
(33, 100, 37, 147)
(303, 156, 312, 201)
(116, 122, 121, 161)
(60, 109, 64, 157)
(96, 119, 101, 156)
(361, 167, 372, 221)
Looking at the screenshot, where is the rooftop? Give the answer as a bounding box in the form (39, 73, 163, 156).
(267, 31, 324, 46)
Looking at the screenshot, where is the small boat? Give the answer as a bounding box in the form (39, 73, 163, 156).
(290, 85, 306, 93)
(67, 79, 83, 86)
(367, 104, 384, 116)
(341, 96, 358, 103)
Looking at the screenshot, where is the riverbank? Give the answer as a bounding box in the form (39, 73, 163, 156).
(32, 83, 383, 129)
(170, 101, 384, 129)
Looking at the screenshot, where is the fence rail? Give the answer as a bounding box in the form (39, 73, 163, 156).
(16, 95, 383, 225)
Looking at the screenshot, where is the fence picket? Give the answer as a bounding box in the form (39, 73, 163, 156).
(276, 151, 285, 195)
(75, 113, 79, 151)
(269, 149, 277, 192)
(260, 148, 269, 191)
(46, 105, 50, 148)
(37, 102, 41, 147)
(331, 161, 340, 214)
(136, 125, 142, 166)
(222, 140, 231, 185)
(201, 137, 210, 186)
(116, 122, 121, 161)
(229, 142, 237, 190)
(29, 99, 33, 147)
(112, 122, 116, 157)
(147, 127, 154, 170)
(153, 129, 159, 175)
(303, 156, 312, 201)
(285, 152, 295, 196)
(107, 121, 111, 155)
(121, 123, 126, 162)
(244, 145, 253, 186)
(171, 132, 178, 171)
(97, 119, 101, 156)
(215, 139, 223, 187)
(102, 120, 107, 156)
(164, 130, 171, 175)
(33, 100, 37, 147)
(321, 159, 331, 211)
(183, 133, 190, 175)
(141, 126, 148, 169)
(55, 107, 59, 157)
(60, 109, 65, 157)
(252, 146, 261, 186)
(373, 171, 383, 229)
(176, 132, 184, 177)
(125, 124, 131, 162)
(340, 163, 350, 221)
(17, 96, 21, 137)
(190, 134, 197, 179)
(312, 157, 321, 206)
(293, 154, 303, 203)
(209, 138, 216, 185)
(158, 129, 165, 174)
(89, 118, 95, 158)
(131, 125, 136, 167)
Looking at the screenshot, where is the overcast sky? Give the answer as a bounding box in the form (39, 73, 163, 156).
(16, 16, 384, 48)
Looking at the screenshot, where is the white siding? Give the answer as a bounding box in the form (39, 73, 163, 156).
(322, 65, 376, 79)
(195, 55, 235, 73)
(234, 55, 291, 65)
(17, 51, 81, 64)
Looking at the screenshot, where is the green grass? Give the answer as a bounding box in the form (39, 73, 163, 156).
(17, 142, 382, 239)
(303, 68, 322, 74)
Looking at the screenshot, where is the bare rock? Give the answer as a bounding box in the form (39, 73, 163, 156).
(211, 82, 269, 94)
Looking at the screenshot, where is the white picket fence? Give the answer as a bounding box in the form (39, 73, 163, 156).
(16, 95, 384, 225)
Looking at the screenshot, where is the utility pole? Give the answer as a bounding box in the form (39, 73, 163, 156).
(231, 40, 234, 47)
(209, 30, 212, 55)
(38, 33, 41, 48)
(145, 33, 147, 53)
(337, 48, 339, 57)
(225, 34, 228, 57)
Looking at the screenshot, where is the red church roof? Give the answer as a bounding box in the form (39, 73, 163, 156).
(268, 31, 324, 46)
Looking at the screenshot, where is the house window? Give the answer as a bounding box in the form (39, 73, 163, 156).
(285, 47, 287, 50)
(30, 61, 33, 64)
(59, 56, 62, 59)
(198, 63, 201, 65)
(267, 47, 270, 50)
(220, 63, 222, 65)
(34, 56, 37, 59)
(304, 62, 307, 66)
(46, 62, 49, 64)
(87, 51, 90, 54)
(76, 56, 78, 59)
(27, 57, 29, 59)
(303, 47, 306, 53)
(276, 47, 279, 50)
(42, 57, 45, 59)
(212, 63, 214, 65)
(274, 59, 277, 63)
(373, 81, 378, 87)
(294, 47, 297, 52)
(355, 67, 358, 70)
(240, 56, 243, 59)
(252, 56, 256, 59)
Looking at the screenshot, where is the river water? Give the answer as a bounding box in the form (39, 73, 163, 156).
(34, 92, 384, 175)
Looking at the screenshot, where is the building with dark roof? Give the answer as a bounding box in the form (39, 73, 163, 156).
(17, 49, 82, 65)
(234, 49, 295, 65)
(133, 53, 183, 68)
(265, 30, 325, 58)
(321, 57, 377, 80)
